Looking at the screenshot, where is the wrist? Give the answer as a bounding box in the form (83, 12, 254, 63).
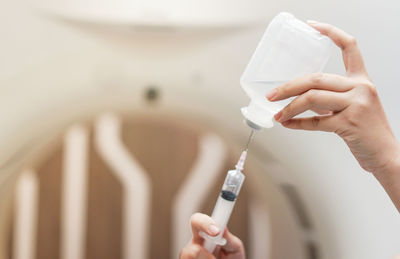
(372, 141, 400, 212)
(373, 142, 400, 183)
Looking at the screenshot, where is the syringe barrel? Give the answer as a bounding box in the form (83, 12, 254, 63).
(221, 169, 245, 198)
(202, 169, 245, 253)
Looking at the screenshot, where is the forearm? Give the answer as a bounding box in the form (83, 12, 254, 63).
(373, 149, 400, 212)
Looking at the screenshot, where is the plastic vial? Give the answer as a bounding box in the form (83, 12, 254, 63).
(241, 12, 333, 130)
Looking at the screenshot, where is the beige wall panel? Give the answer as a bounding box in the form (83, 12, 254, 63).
(85, 134, 123, 259)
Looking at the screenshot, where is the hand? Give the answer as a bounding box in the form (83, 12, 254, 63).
(179, 213, 245, 259)
(266, 21, 400, 175)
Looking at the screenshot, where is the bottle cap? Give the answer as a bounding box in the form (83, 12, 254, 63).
(241, 100, 274, 129)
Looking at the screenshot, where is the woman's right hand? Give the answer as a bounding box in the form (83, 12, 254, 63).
(267, 21, 400, 176)
(266, 21, 400, 211)
(179, 213, 245, 259)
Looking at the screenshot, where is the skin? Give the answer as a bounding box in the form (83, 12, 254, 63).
(181, 21, 400, 258)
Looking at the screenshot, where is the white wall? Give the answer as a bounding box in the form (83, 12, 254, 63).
(0, 0, 400, 258)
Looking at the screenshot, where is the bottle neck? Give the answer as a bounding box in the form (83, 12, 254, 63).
(241, 100, 274, 129)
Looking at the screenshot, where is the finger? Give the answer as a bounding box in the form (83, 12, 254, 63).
(221, 229, 244, 254)
(281, 115, 339, 132)
(311, 108, 333, 115)
(212, 246, 221, 257)
(275, 90, 350, 122)
(180, 243, 215, 259)
(190, 213, 220, 244)
(307, 21, 367, 76)
(267, 73, 354, 101)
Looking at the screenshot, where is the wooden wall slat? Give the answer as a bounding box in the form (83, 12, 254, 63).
(7, 195, 14, 259)
(85, 135, 123, 259)
(35, 147, 63, 259)
(121, 117, 200, 259)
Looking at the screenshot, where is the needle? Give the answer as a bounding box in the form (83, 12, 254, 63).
(245, 129, 255, 151)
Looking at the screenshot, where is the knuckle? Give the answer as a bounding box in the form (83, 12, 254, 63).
(295, 119, 303, 128)
(236, 237, 244, 247)
(354, 96, 369, 108)
(362, 82, 378, 97)
(311, 116, 321, 128)
(190, 213, 202, 224)
(293, 119, 304, 129)
(352, 92, 370, 111)
(304, 89, 318, 104)
(288, 119, 301, 128)
(347, 36, 357, 47)
(352, 81, 376, 108)
(180, 246, 195, 259)
(181, 245, 201, 259)
(190, 245, 202, 258)
(283, 103, 293, 116)
(310, 73, 324, 86)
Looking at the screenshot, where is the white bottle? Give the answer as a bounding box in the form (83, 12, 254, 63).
(241, 12, 333, 130)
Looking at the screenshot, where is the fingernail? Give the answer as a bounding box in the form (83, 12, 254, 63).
(274, 111, 282, 122)
(266, 89, 277, 100)
(208, 225, 220, 235)
(282, 120, 290, 126)
(307, 20, 319, 25)
(307, 20, 322, 29)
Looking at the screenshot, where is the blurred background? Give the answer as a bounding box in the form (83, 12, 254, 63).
(0, 0, 400, 259)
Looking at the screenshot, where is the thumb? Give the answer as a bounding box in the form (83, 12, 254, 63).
(198, 246, 215, 259)
(221, 228, 244, 254)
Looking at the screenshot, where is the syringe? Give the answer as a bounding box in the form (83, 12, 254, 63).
(199, 130, 254, 253)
